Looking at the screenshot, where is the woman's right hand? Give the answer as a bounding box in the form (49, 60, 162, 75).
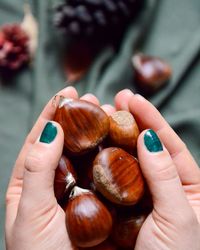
(114, 89, 200, 250)
(5, 86, 115, 250)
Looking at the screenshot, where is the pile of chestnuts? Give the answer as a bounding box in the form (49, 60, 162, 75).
(53, 97, 153, 249)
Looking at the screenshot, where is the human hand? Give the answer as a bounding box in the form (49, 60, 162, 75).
(114, 89, 200, 250)
(5, 86, 200, 250)
(5, 86, 117, 250)
(5, 87, 78, 250)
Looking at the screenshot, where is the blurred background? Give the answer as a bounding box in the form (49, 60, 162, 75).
(0, 0, 200, 249)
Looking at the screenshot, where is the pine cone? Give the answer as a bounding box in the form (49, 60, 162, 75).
(54, 0, 144, 40)
(0, 24, 30, 75)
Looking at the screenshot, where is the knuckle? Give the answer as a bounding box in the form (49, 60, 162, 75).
(5, 178, 23, 206)
(154, 159, 178, 182)
(5, 190, 11, 206)
(24, 150, 45, 173)
(171, 142, 187, 159)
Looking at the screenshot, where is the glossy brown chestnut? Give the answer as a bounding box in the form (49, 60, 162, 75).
(93, 147, 144, 205)
(108, 111, 139, 154)
(111, 214, 146, 249)
(54, 155, 77, 201)
(54, 98, 109, 155)
(66, 186, 113, 248)
(79, 239, 118, 250)
(132, 53, 172, 94)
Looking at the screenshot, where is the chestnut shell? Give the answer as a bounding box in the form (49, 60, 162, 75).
(79, 239, 118, 250)
(54, 155, 77, 202)
(111, 214, 146, 249)
(108, 111, 139, 154)
(66, 186, 113, 248)
(93, 147, 144, 205)
(132, 53, 172, 94)
(54, 98, 109, 155)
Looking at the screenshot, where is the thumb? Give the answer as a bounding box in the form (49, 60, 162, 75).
(137, 129, 190, 217)
(20, 121, 64, 210)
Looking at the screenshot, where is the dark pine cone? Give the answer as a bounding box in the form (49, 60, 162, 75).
(0, 24, 30, 76)
(54, 0, 144, 41)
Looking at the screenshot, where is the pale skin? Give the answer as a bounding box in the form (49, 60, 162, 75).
(5, 87, 200, 250)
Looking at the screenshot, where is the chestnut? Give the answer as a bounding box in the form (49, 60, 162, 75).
(93, 147, 144, 206)
(108, 111, 139, 154)
(79, 239, 118, 250)
(54, 98, 109, 155)
(132, 53, 172, 94)
(111, 214, 146, 249)
(54, 155, 77, 202)
(66, 186, 113, 248)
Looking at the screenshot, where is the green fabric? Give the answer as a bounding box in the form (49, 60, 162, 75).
(1, 0, 200, 248)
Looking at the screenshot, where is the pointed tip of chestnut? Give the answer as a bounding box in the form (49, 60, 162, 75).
(132, 53, 172, 93)
(66, 186, 113, 248)
(69, 186, 91, 199)
(58, 96, 74, 108)
(52, 95, 75, 109)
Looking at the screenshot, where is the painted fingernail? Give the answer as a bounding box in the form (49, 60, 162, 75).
(40, 122, 57, 144)
(144, 129, 163, 152)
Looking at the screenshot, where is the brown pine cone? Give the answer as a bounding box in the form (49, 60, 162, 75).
(54, 0, 145, 41)
(0, 24, 30, 76)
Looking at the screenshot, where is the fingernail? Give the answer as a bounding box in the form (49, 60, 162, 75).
(144, 129, 163, 152)
(40, 122, 57, 144)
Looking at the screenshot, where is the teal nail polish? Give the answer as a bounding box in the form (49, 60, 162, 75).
(40, 122, 57, 143)
(144, 129, 163, 152)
